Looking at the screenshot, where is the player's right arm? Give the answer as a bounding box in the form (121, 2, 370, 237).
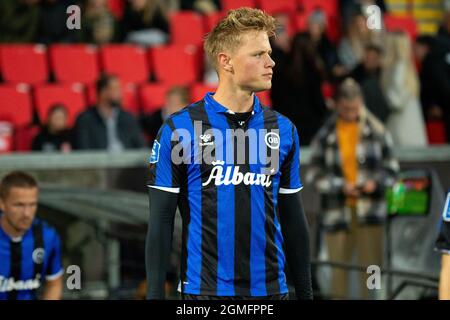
(145, 122, 183, 299)
(146, 188, 178, 299)
(440, 253, 450, 300)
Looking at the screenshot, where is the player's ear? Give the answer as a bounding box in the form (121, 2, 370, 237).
(218, 52, 233, 73)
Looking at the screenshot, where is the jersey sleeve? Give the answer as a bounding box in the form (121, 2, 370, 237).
(46, 231, 63, 280)
(148, 122, 184, 194)
(279, 125, 303, 194)
(435, 192, 450, 254)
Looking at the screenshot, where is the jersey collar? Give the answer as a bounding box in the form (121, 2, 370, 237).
(204, 92, 262, 115)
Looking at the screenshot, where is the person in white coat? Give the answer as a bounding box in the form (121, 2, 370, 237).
(381, 32, 428, 146)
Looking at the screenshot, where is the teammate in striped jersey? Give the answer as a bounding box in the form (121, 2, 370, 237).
(146, 7, 312, 300)
(0, 171, 63, 300)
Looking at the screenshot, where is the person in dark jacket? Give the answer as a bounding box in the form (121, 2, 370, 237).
(140, 86, 189, 147)
(32, 104, 72, 152)
(350, 44, 390, 123)
(73, 74, 145, 151)
(271, 33, 328, 145)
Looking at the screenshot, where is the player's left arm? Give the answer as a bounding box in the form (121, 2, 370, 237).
(278, 124, 312, 299)
(279, 192, 313, 300)
(42, 231, 64, 300)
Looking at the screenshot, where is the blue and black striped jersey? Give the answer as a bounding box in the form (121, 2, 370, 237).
(148, 93, 303, 296)
(0, 216, 63, 300)
(436, 191, 450, 254)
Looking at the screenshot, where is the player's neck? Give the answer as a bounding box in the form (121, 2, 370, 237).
(0, 215, 25, 239)
(213, 83, 254, 113)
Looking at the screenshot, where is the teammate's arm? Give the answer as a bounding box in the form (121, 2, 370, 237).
(278, 192, 313, 300)
(145, 187, 178, 299)
(440, 253, 450, 300)
(42, 276, 63, 300)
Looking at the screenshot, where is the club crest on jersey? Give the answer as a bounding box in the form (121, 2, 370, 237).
(265, 132, 280, 150)
(199, 134, 214, 146)
(150, 140, 160, 163)
(32, 248, 45, 264)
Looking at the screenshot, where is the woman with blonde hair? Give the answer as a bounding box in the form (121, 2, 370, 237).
(381, 32, 428, 146)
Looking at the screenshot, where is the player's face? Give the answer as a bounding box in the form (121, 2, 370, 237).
(230, 31, 275, 92)
(0, 187, 38, 233)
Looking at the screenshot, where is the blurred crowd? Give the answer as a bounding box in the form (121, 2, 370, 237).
(0, 0, 449, 152)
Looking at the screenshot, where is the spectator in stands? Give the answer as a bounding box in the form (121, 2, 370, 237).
(415, 35, 450, 142)
(340, 0, 386, 30)
(271, 33, 327, 145)
(306, 79, 399, 299)
(73, 74, 145, 151)
(307, 9, 347, 82)
(32, 104, 72, 152)
(0, 0, 40, 43)
(140, 86, 189, 146)
(79, 0, 119, 44)
(381, 32, 427, 146)
(269, 12, 291, 102)
(437, 10, 450, 53)
(121, 0, 169, 46)
(37, 0, 78, 45)
(351, 43, 390, 123)
(338, 12, 381, 72)
(180, 0, 220, 14)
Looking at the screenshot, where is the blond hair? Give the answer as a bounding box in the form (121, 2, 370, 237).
(382, 32, 419, 97)
(204, 7, 276, 68)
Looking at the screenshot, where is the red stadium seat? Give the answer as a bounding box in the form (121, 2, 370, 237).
(0, 121, 14, 153)
(150, 45, 200, 85)
(204, 12, 225, 33)
(256, 90, 271, 106)
(86, 82, 139, 116)
(384, 15, 418, 39)
(0, 44, 48, 85)
(0, 85, 33, 128)
(50, 44, 100, 85)
(257, 0, 297, 14)
(170, 11, 205, 46)
(221, 0, 256, 12)
(426, 121, 447, 145)
(190, 83, 217, 102)
(34, 84, 86, 126)
(139, 83, 170, 114)
(100, 45, 149, 84)
(108, 0, 125, 19)
(14, 125, 40, 152)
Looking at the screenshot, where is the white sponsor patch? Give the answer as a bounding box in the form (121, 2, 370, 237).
(150, 140, 160, 164)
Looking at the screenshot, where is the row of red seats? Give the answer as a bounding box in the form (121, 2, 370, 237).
(0, 82, 271, 126)
(0, 83, 271, 152)
(109, 0, 338, 20)
(0, 44, 202, 86)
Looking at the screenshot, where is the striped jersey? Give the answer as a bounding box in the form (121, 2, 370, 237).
(148, 93, 303, 296)
(436, 190, 450, 253)
(0, 216, 63, 300)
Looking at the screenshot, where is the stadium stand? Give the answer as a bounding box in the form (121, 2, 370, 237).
(50, 44, 100, 85)
(0, 44, 48, 85)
